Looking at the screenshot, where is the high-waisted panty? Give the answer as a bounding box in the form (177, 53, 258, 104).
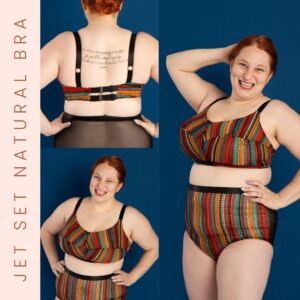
(185, 184, 277, 260)
(56, 266, 126, 300)
(54, 112, 153, 148)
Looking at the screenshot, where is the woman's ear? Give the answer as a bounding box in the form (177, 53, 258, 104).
(117, 182, 123, 192)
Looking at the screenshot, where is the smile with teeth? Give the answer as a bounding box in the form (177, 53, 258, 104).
(239, 80, 255, 90)
(95, 188, 106, 196)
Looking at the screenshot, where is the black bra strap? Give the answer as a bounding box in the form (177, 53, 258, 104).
(207, 96, 227, 108)
(258, 100, 271, 112)
(126, 33, 137, 83)
(119, 205, 127, 221)
(73, 32, 82, 87)
(74, 197, 84, 212)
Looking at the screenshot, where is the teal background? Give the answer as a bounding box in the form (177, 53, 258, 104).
(160, 0, 300, 299)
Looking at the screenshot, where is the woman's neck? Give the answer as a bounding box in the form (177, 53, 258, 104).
(89, 196, 119, 213)
(86, 14, 119, 30)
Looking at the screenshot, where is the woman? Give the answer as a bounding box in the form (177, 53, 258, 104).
(41, 0, 159, 147)
(167, 36, 300, 299)
(41, 156, 159, 299)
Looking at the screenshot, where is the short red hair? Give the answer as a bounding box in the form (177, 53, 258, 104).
(82, 0, 124, 15)
(90, 156, 126, 184)
(229, 35, 278, 74)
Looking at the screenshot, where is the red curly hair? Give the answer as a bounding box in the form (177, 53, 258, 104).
(82, 0, 124, 15)
(228, 35, 278, 74)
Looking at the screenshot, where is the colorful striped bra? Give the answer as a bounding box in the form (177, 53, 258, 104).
(62, 32, 144, 102)
(179, 98, 276, 168)
(59, 198, 131, 263)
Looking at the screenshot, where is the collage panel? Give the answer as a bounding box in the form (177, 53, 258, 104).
(160, 1, 300, 300)
(41, 149, 158, 300)
(41, 0, 159, 148)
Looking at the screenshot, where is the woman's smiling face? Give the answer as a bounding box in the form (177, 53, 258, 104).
(230, 45, 273, 100)
(89, 163, 123, 202)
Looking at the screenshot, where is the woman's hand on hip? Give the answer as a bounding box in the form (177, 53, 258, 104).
(112, 270, 135, 286)
(43, 113, 71, 136)
(242, 180, 284, 210)
(50, 260, 65, 277)
(134, 115, 159, 138)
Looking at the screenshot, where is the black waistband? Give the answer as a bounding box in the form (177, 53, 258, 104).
(64, 266, 114, 280)
(188, 184, 243, 194)
(62, 112, 142, 122)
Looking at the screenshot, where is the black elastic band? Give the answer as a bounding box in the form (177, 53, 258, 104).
(64, 266, 114, 281)
(73, 32, 82, 87)
(119, 205, 126, 221)
(90, 94, 118, 101)
(74, 197, 84, 212)
(257, 100, 271, 112)
(90, 86, 118, 93)
(126, 33, 137, 83)
(189, 184, 243, 194)
(207, 96, 227, 108)
(62, 112, 142, 123)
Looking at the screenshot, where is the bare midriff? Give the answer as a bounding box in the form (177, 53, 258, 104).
(64, 97, 142, 117)
(189, 163, 272, 187)
(64, 253, 124, 276)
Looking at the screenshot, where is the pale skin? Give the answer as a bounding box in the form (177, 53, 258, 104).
(167, 43, 300, 299)
(41, 2, 159, 138)
(41, 163, 158, 300)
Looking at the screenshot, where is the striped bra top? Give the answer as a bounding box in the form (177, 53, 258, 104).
(59, 198, 131, 263)
(179, 98, 276, 168)
(62, 32, 144, 102)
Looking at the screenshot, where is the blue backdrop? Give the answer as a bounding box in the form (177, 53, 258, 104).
(41, 0, 159, 148)
(160, 0, 300, 299)
(41, 149, 158, 299)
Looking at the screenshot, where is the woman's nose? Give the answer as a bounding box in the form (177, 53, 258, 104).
(242, 69, 253, 81)
(96, 180, 105, 188)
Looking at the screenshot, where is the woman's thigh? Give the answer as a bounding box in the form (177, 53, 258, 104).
(217, 239, 273, 300)
(183, 232, 217, 300)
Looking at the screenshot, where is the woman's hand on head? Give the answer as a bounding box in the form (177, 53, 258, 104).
(112, 270, 135, 287)
(134, 115, 159, 138)
(51, 260, 65, 277)
(43, 113, 71, 136)
(223, 43, 237, 64)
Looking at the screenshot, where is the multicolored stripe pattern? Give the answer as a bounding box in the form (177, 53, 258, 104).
(185, 188, 277, 260)
(56, 271, 126, 300)
(59, 211, 131, 263)
(179, 103, 275, 168)
(63, 83, 144, 101)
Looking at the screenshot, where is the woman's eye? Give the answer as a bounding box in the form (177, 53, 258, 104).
(256, 68, 265, 72)
(238, 63, 247, 67)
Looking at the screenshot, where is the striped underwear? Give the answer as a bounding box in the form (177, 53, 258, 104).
(56, 266, 126, 300)
(185, 184, 277, 260)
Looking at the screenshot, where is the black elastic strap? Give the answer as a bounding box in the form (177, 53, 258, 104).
(62, 112, 142, 123)
(90, 86, 118, 93)
(64, 266, 114, 280)
(119, 205, 127, 220)
(189, 184, 243, 194)
(73, 32, 82, 87)
(126, 33, 137, 83)
(74, 197, 84, 212)
(258, 100, 271, 112)
(90, 94, 118, 101)
(207, 96, 227, 109)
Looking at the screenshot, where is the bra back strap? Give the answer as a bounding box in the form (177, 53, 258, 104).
(119, 205, 127, 221)
(126, 33, 137, 83)
(258, 100, 271, 113)
(73, 32, 82, 87)
(74, 197, 84, 212)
